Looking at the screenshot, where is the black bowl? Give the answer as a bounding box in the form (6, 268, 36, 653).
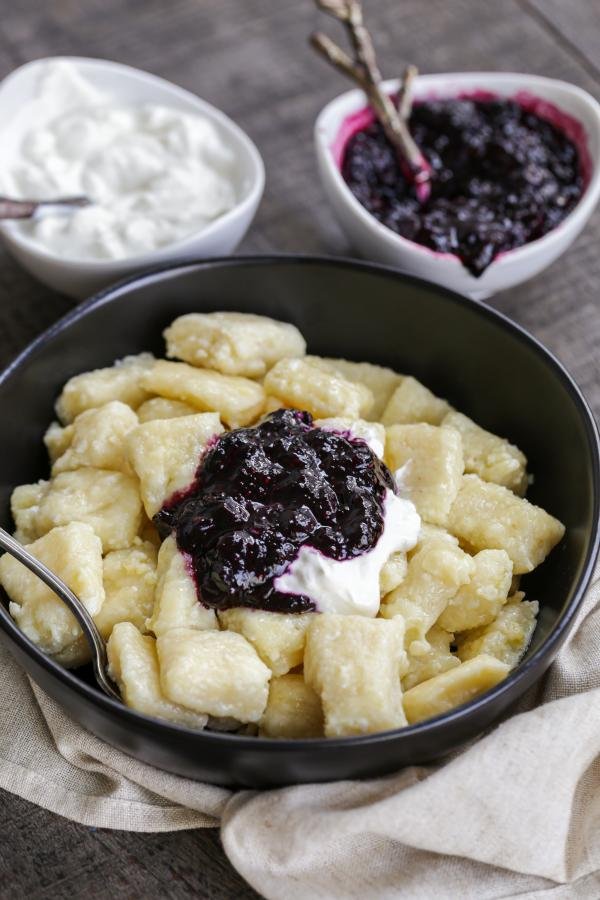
(0, 256, 598, 788)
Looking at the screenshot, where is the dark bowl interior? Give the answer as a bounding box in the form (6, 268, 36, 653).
(0, 256, 597, 788)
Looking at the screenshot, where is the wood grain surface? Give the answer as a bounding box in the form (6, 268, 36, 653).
(0, 1, 598, 897)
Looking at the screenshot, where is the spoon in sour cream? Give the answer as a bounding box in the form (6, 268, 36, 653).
(0, 194, 90, 220)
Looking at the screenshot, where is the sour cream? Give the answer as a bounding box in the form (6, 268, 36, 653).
(275, 489, 421, 617)
(0, 62, 238, 260)
(273, 418, 421, 617)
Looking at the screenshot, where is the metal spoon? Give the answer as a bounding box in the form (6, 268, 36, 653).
(0, 527, 121, 701)
(0, 195, 90, 220)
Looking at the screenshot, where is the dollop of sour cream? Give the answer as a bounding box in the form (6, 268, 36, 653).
(274, 424, 421, 616)
(1, 62, 238, 260)
(275, 490, 420, 617)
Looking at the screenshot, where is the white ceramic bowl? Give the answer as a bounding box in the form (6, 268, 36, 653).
(0, 57, 265, 299)
(315, 72, 600, 299)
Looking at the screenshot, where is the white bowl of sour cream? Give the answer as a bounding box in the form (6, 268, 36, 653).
(0, 57, 265, 298)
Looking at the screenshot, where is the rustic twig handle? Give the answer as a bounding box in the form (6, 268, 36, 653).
(396, 64, 418, 120)
(311, 0, 431, 200)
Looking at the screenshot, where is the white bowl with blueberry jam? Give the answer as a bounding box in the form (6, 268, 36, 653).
(315, 72, 600, 300)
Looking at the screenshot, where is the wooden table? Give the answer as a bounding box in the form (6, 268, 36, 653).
(0, 1, 598, 896)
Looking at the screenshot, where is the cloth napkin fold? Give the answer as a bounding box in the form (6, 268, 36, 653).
(2, 570, 600, 900)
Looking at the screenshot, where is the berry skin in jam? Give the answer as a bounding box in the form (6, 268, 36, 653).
(155, 409, 396, 613)
(342, 98, 584, 276)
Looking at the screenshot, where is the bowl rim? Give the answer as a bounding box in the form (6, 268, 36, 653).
(0, 55, 266, 270)
(0, 253, 598, 752)
(314, 71, 600, 281)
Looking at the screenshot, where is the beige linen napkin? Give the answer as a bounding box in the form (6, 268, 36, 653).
(2, 570, 600, 899)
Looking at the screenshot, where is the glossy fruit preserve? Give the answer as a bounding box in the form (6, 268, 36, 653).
(342, 97, 585, 276)
(156, 409, 395, 613)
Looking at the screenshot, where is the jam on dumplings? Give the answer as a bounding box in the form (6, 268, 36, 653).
(155, 409, 395, 613)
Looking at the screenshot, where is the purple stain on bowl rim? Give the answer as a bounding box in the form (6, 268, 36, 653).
(333, 90, 591, 277)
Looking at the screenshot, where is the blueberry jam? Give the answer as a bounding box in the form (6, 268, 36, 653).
(342, 98, 584, 276)
(155, 409, 395, 613)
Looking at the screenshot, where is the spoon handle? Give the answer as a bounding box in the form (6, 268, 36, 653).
(0, 196, 90, 220)
(0, 527, 120, 701)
